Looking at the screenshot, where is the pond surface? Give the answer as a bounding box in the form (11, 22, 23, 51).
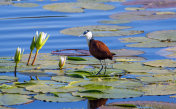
(1, 0, 176, 109)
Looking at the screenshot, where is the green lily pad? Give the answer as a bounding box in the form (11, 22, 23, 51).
(25, 85, 60, 93)
(12, 3, 39, 7)
(34, 93, 84, 102)
(110, 11, 176, 21)
(56, 86, 84, 93)
(60, 25, 144, 37)
(52, 76, 84, 83)
(1, 88, 36, 94)
(0, 94, 32, 105)
(111, 49, 144, 56)
(98, 20, 130, 24)
(142, 83, 176, 95)
(114, 62, 160, 73)
(72, 88, 143, 99)
(70, 78, 143, 89)
(43, 2, 115, 13)
(115, 56, 146, 62)
(147, 30, 176, 42)
(102, 101, 176, 109)
(120, 36, 176, 48)
(137, 74, 176, 84)
(67, 56, 87, 61)
(143, 59, 176, 67)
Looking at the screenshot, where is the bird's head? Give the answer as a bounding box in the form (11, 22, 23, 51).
(79, 30, 93, 40)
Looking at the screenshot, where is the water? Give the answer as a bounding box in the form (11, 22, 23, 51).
(1, 0, 176, 108)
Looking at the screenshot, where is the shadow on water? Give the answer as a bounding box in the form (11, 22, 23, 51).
(88, 99, 108, 109)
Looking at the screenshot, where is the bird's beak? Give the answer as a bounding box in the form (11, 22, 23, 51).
(79, 34, 84, 37)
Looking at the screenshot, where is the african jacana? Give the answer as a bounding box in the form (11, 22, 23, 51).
(80, 30, 115, 75)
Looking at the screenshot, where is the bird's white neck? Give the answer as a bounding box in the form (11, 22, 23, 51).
(85, 32, 93, 46)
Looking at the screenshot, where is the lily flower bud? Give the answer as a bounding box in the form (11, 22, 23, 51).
(30, 36, 35, 51)
(35, 31, 49, 50)
(14, 47, 24, 64)
(59, 56, 67, 69)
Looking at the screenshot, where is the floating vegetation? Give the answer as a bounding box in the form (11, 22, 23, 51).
(147, 30, 176, 42)
(0, 52, 176, 104)
(120, 36, 176, 48)
(125, 7, 145, 11)
(0, 94, 33, 105)
(60, 25, 143, 37)
(101, 101, 176, 109)
(110, 11, 176, 21)
(123, 0, 176, 9)
(98, 20, 131, 24)
(12, 3, 39, 7)
(157, 47, 176, 58)
(43, 2, 115, 13)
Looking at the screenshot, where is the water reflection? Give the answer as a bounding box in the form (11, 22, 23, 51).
(88, 98, 108, 109)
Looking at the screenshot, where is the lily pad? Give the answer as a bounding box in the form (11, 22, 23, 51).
(43, 2, 115, 13)
(111, 49, 144, 56)
(1, 88, 36, 94)
(25, 85, 60, 93)
(60, 25, 144, 37)
(77, 0, 125, 2)
(52, 76, 84, 83)
(143, 59, 176, 67)
(142, 83, 176, 95)
(123, 0, 176, 9)
(110, 11, 176, 21)
(12, 3, 39, 7)
(147, 30, 176, 42)
(137, 74, 176, 84)
(102, 101, 176, 109)
(51, 49, 90, 56)
(120, 36, 176, 48)
(34, 93, 84, 102)
(98, 20, 130, 24)
(72, 88, 143, 99)
(0, 94, 32, 105)
(67, 56, 87, 61)
(125, 7, 145, 11)
(115, 56, 146, 62)
(157, 47, 176, 58)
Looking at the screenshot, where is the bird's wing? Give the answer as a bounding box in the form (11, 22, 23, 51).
(89, 40, 112, 59)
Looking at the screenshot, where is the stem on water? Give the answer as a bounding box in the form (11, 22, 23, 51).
(31, 49, 39, 65)
(27, 51, 32, 65)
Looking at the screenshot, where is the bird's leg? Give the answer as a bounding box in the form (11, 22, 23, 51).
(104, 60, 107, 75)
(96, 60, 103, 75)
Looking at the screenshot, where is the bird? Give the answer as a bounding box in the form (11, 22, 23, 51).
(80, 30, 115, 75)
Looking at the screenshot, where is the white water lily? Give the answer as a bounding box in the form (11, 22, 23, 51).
(31, 31, 50, 65)
(14, 47, 24, 65)
(35, 31, 49, 50)
(59, 56, 67, 69)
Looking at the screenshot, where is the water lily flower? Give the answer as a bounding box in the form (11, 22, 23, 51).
(59, 56, 67, 69)
(14, 47, 24, 76)
(31, 31, 50, 65)
(27, 36, 35, 65)
(14, 47, 24, 65)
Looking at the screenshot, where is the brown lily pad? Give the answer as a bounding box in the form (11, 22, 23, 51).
(110, 11, 176, 21)
(123, 0, 176, 9)
(100, 101, 176, 109)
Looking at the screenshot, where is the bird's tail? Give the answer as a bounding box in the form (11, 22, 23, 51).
(109, 52, 116, 60)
